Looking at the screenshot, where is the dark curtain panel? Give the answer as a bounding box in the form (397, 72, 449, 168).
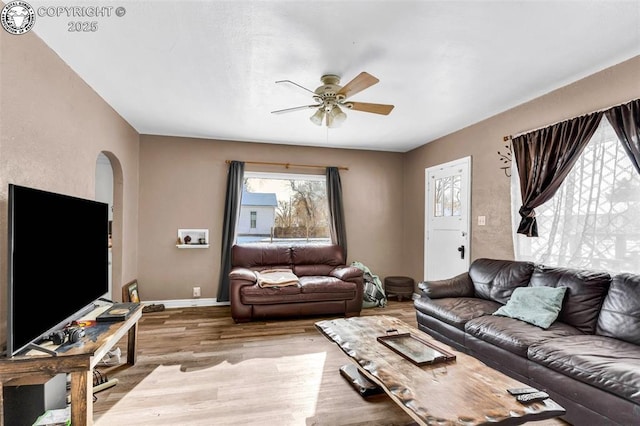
(326, 167, 348, 259)
(513, 112, 603, 237)
(217, 160, 244, 302)
(605, 99, 640, 175)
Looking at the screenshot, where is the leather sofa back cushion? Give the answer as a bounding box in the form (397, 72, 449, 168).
(232, 244, 292, 268)
(596, 273, 640, 345)
(231, 244, 345, 277)
(291, 245, 344, 266)
(530, 265, 611, 334)
(469, 258, 534, 304)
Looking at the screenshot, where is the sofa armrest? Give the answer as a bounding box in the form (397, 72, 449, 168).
(419, 272, 474, 298)
(229, 267, 258, 323)
(330, 265, 363, 281)
(229, 267, 257, 283)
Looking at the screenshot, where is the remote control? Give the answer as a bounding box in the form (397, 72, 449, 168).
(516, 391, 549, 403)
(507, 387, 539, 396)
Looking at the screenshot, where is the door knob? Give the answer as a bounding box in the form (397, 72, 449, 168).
(457, 245, 465, 259)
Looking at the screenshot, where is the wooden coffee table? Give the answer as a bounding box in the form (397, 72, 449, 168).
(316, 315, 565, 426)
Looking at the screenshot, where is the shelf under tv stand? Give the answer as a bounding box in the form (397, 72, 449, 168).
(0, 302, 143, 426)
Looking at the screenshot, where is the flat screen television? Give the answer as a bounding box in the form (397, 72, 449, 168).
(6, 184, 109, 357)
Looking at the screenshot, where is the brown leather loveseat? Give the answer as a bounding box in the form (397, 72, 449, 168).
(229, 244, 364, 323)
(414, 258, 640, 425)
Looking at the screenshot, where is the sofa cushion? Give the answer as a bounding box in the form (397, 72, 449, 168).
(414, 297, 501, 331)
(596, 273, 640, 345)
(528, 335, 640, 404)
(291, 244, 344, 266)
(299, 276, 356, 296)
(529, 264, 611, 334)
(493, 286, 567, 329)
(231, 244, 292, 268)
(468, 258, 534, 304)
(465, 315, 582, 357)
(241, 283, 301, 304)
(241, 277, 356, 304)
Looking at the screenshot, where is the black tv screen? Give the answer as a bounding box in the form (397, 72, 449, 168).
(6, 184, 109, 356)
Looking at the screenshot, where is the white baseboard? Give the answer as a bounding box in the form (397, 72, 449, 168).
(142, 298, 229, 309)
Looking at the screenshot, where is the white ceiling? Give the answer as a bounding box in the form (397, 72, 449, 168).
(27, 0, 640, 152)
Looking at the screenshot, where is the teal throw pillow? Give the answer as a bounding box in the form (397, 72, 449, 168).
(493, 286, 567, 329)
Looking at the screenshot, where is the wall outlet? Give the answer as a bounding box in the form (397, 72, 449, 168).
(478, 215, 486, 226)
(192, 286, 201, 298)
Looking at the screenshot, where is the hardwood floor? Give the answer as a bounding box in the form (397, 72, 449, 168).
(92, 301, 567, 425)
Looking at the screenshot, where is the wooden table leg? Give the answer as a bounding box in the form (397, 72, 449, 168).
(69, 370, 92, 426)
(127, 321, 138, 365)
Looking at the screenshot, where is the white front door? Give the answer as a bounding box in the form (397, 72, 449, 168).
(424, 157, 471, 281)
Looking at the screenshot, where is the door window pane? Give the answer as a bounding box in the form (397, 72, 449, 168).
(452, 175, 461, 216)
(434, 178, 443, 217)
(434, 175, 461, 217)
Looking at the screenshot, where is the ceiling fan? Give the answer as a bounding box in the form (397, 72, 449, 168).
(271, 72, 394, 128)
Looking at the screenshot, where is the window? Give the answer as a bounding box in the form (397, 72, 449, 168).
(237, 172, 331, 245)
(513, 118, 640, 274)
(434, 175, 461, 217)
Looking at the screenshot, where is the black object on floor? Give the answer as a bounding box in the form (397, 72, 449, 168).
(339, 364, 384, 398)
(142, 303, 165, 313)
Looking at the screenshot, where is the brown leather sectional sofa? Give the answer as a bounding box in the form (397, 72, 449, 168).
(229, 244, 364, 323)
(414, 258, 640, 425)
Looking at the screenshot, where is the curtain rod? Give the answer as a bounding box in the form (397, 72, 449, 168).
(226, 160, 348, 171)
(503, 98, 638, 141)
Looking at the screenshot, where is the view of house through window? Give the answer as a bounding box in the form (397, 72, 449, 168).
(236, 172, 331, 245)
(513, 118, 640, 274)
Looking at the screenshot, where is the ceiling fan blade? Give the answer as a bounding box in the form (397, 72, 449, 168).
(345, 102, 394, 115)
(337, 72, 379, 100)
(271, 104, 320, 114)
(275, 80, 316, 95)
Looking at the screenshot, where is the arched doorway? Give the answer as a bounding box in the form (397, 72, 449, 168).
(95, 152, 124, 301)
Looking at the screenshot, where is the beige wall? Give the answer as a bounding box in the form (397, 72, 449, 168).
(138, 135, 404, 300)
(0, 30, 140, 343)
(402, 55, 640, 283)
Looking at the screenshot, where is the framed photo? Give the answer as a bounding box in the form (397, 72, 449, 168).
(123, 280, 140, 303)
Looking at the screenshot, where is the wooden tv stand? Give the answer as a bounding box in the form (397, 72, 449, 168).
(0, 302, 143, 426)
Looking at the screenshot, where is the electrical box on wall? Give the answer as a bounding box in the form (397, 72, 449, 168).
(176, 229, 209, 248)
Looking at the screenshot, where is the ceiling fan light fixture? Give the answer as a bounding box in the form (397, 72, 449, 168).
(327, 105, 347, 128)
(310, 108, 325, 125)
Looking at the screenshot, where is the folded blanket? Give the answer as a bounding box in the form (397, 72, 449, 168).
(256, 269, 299, 288)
